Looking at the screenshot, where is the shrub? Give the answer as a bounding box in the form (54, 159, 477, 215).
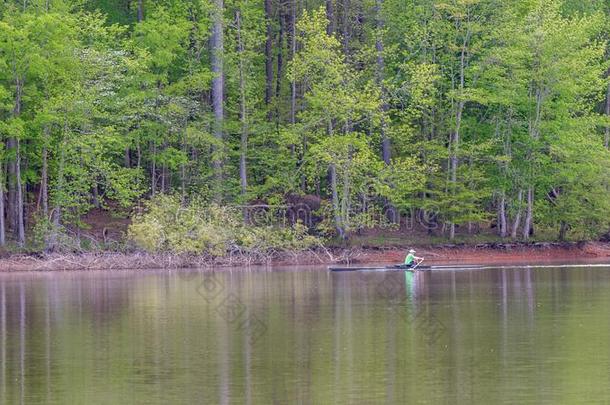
(128, 195, 323, 257)
(30, 214, 86, 253)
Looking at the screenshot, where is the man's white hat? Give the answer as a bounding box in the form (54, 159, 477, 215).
(409, 249, 416, 253)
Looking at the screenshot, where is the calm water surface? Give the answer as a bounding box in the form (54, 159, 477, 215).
(1, 265, 610, 404)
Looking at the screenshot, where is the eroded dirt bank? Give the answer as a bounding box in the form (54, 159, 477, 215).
(0, 241, 610, 271)
(345, 241, 610, 266)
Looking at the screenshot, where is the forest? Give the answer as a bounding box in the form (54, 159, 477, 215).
(1, 0, 610, 254)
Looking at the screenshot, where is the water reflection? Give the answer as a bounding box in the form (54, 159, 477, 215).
(0, 267, 609, 403)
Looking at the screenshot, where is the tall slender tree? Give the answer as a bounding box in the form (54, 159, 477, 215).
(211, 0, 225, 200)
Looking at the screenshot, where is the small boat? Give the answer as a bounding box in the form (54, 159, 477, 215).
(328, 264, 483, 272)
(328, 264, 429, 272)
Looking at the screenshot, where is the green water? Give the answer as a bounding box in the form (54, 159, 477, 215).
(1, 266, 609, 404)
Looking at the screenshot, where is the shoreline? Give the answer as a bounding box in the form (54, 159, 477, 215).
(0, 241, 610, 272)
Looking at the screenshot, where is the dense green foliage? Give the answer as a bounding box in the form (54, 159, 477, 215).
(129, 194, 321, 256)
(1, 0, 610, 251)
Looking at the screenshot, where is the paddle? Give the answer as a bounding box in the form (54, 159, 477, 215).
(412, 257, 424, 270)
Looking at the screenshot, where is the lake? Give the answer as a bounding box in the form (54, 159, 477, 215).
(0, 265, 609, 404)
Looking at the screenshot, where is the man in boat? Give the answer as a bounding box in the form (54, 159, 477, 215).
(404, 249, 423, 268)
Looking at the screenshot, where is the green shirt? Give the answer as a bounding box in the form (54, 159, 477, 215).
(404, 253, 415, 265)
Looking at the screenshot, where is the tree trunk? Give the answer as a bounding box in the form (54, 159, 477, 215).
(49, 135, 66, 252)
(497, 114, 511, 239)
(448, 97, 464, 240)
(604, 79, 610, 149)
(340, 146, 353, 232)
(41, 127, 49, 217)
(160, 163, 166, 193)
(328, 121, 344, 239)
(498, 193, 507, 238)
(330, 164, 344, 239)
(326, 0, 335, 35)
(341, 0, 350, 55)
(92, 184, 100, 209)
(7, 76, 23, 236)
(275, 6, 285, 122)
(290, 0, 301, 179)
(150, 142, 156, 196)
(7, 138, 16, 235)
(180, 125, 187, 203)
(236, 10, 248, 199)
(290, 0, 297, 127)
(375, 0, 390, 165)
(448, 33, 469, 241)
(54, 132, 66, 229)
(523, 83, 544, 240)
(264, 0, 274, 106)
(211, 0, 225, 201)
(523, 187, 533, 241)
(15, 139, 25, 247)
(448, 223, 455, 240)
(300, 135, 308, 192)
(10, 77, 25, 246)
(511, 189, 523, 239)
(137, 0, 144, 22)
(558, 221, 568, 241)
(375, 0, 395, 223)
(341, 167, 350, 231)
